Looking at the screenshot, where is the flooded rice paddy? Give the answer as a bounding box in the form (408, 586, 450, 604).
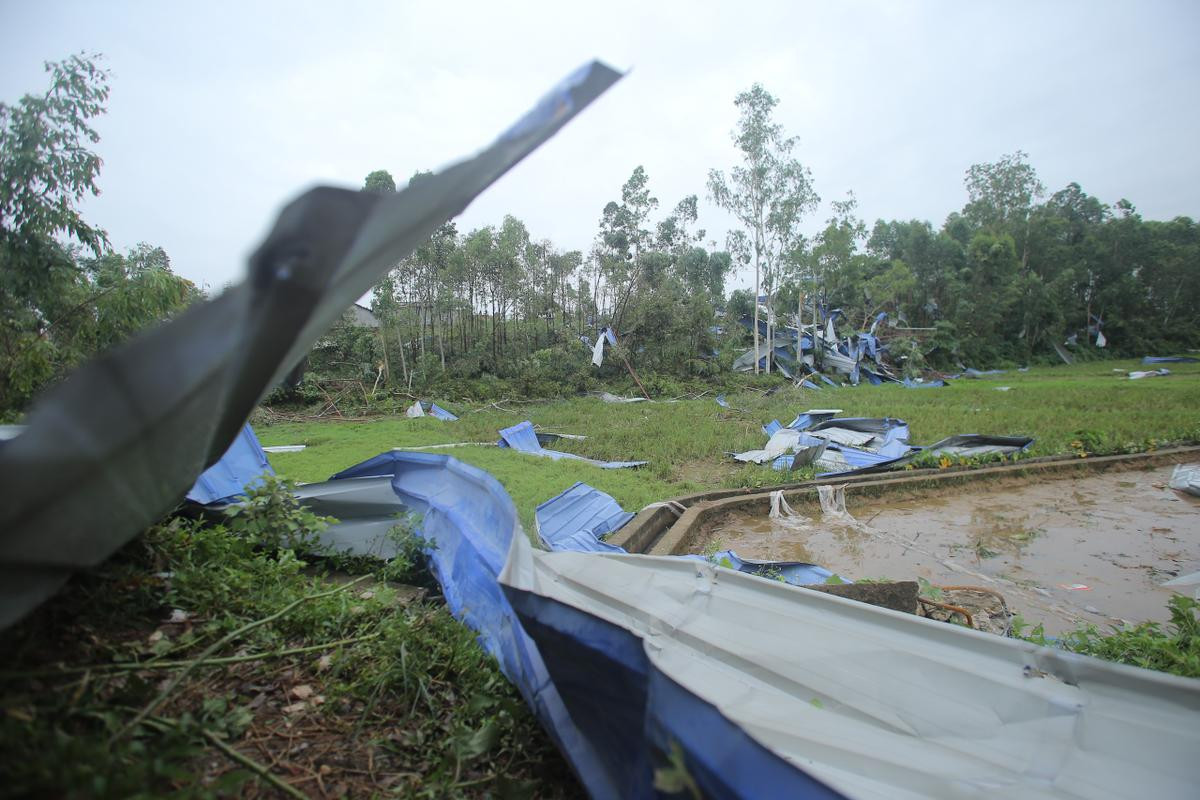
(697, 465, 1200, 634)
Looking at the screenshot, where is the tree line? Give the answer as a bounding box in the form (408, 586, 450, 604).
(328, 84, 1197, 393)
(3, 55, 1196, 417)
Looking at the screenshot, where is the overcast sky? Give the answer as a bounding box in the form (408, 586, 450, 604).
(3, 1, 1198, 293)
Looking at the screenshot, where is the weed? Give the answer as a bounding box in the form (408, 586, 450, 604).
(0, 480, 576, 798)
(1014, 595, 1200, 678)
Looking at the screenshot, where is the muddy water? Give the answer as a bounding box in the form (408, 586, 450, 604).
(698, 466, 1200, 634)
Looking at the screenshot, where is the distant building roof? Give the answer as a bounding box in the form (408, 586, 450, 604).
(348, 303, 380, 328)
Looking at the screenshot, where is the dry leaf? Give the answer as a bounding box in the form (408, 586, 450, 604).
(291, 684, 314, 699)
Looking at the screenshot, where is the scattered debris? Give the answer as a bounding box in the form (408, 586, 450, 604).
(730, 411, 1033, 477)
(1128, 368, 1171, 380)
(535, 482, 631, 553)
(405, 400, 459, 420)
(715, 394, 729, 408)
(1168, 465, 1200, 497)
(498, 420, 647, 469)
(593, 391, 648, 403)
(922, 434, 1034, 458)
(1142, 356, 1199, 364)
(262, 444, 306, 453)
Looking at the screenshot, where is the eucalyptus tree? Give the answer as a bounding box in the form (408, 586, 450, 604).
(708, 84, 818, 372)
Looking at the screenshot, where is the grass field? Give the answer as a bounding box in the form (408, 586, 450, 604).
(260, 359, 1200, 531)
(5, 358, 1196, 798)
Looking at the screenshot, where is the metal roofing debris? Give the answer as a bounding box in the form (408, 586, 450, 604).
(535, 482, 631, 553)
(731, 412, 1034, 478)
(406, 400, 459, 420)
(1168, 464, 1200, 497)
(1129, 368, 1171, 380)
(923, 434, 1035, 458)
(501, 527, 1200, 800)
(186, 424, 274, 505)
(498, 420, 647, 469)
(0, 60, 621, 629)
(1142, 356, 1199, 364)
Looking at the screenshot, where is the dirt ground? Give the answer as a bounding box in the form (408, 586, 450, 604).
(699, 464, 1200, 634)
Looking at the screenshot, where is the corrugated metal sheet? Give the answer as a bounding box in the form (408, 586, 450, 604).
(501, 539, 1200, 800)
(186, 424, 274, 504)
(535, 482, 631, 553)
(498, 420, 647, 469)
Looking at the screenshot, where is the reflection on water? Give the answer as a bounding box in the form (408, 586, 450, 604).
(697, 465, 1200, 634)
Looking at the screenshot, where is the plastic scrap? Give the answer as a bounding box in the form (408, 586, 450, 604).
(406, 400, 459, 420)
(498, 420, 646, 469)
(715, 394, 729, 408)
(262, 445, 306, 453)
(535, 482, 631, 553)
(1142, 356, 1199, 364)
(186, 424, 274, 505)
(1168, 465, 1200, 497)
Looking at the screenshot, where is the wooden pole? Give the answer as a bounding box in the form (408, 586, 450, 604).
(609, 329, 651, 400)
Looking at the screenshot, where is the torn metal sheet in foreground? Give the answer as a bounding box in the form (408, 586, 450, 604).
(0, 61, 622, 629)
(500, 536, 1200, 799)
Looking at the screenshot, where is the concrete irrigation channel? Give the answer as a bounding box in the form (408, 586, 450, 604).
(610, 446, 1200, 634)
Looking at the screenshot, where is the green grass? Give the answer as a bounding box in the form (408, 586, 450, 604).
(0, 479, 575, 798)
(259, 359, 1200, 529)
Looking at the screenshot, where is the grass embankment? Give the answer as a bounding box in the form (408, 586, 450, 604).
(260, 359, 1200, 530)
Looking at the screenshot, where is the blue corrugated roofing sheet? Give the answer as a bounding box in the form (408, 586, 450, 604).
(498, 420, 647, 469)
(535, 482, 631, 553)
(186, 424, 274, 504)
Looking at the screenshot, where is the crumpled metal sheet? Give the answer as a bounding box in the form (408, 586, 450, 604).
(498, 420, 647, 469)
(185, 423, 274, 504)
(500, 537, 1200, 799)
(923, 434, 1034, 458)
(405, 400, 459, 421)
(535, 481, 631, 553)
(0, 60, 622, 629)
(1168, 464, 1200, 497)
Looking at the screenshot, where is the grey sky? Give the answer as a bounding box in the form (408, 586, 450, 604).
(3, 1, 1198, 294)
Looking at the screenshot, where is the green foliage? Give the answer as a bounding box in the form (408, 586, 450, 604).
(1014, 595, 1200, 678)
(221, 474, 334, 553)
(1, 477, 572, 797)
(0, 55, 197, 418)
